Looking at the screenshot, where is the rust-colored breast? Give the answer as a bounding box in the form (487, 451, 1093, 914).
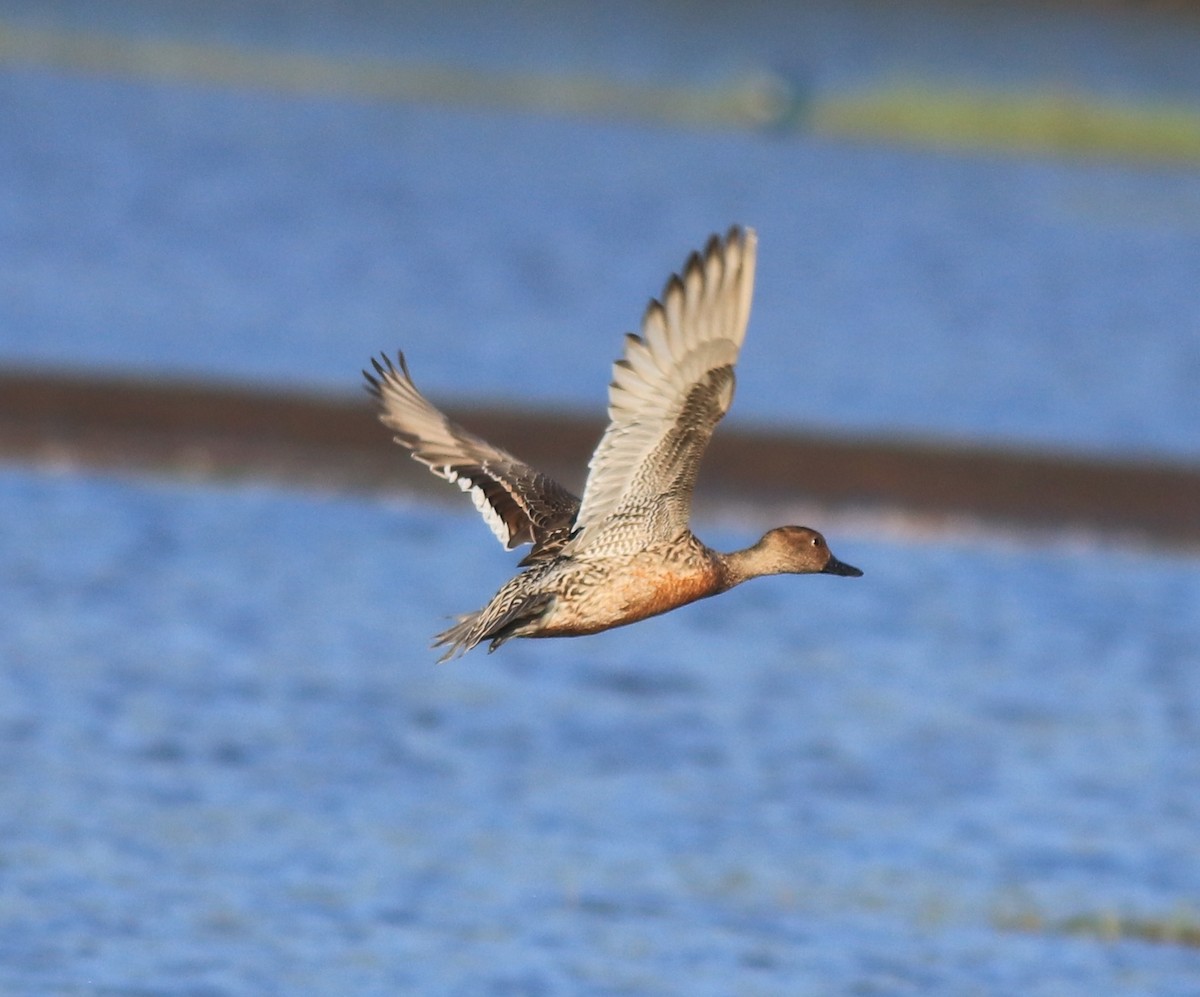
(630, 562, 720, 621)
(537, 546, 722, 637)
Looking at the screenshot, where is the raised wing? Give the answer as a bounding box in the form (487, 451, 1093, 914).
(364, 353, 579, 564)
(564, 226, 757, 556)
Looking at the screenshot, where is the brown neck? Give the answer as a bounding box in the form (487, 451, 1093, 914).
(716, 544, 765, 591)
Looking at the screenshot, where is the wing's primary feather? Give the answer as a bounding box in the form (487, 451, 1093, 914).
(363, 354, 579, 563)
(564, 226, 757, 556)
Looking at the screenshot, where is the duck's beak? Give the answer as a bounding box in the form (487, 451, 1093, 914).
(822, 555, 863, 577)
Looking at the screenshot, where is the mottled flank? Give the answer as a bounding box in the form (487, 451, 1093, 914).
(366, 228, 861, 659)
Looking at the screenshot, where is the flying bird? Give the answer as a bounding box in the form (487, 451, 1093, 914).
(364, 227, 861, 660)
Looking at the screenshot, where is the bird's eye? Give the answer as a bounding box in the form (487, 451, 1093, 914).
(811, 536, 823, 548)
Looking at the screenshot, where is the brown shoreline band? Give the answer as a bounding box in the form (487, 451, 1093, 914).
(2, 368, 1197, 550)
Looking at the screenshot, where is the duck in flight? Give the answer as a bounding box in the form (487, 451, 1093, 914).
(364, 227, 861, 660)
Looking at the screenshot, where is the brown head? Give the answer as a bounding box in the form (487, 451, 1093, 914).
(722, 525, 863, 587)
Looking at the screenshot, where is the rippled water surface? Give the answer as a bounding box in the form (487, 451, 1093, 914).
(3, 2, 1200, 992)
(2, 468, 1197, 994)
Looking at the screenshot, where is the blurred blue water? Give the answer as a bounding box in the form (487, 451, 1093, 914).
(2, 1, 1200, 459)
(3, 4, 1200, 992)
(2, 466, 1198, 994)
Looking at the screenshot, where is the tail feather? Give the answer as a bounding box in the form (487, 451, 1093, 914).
(431, 614, 484, 663)
(432, 592, 555, 662)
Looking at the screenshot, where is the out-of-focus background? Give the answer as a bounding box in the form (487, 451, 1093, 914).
(2, 2, 1199, 994)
